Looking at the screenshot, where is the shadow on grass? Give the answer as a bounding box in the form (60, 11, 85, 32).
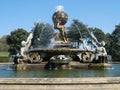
(0, 57, 9, 62)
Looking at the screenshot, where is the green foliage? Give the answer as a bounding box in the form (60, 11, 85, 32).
(32, 23, 54, 48)
(7, 28, 28, 55)
(88, 27, 106, 42)
(108, 24, 120, 61)
(112, 24, 120, 46)
(67, 19, 88, 41)
(0, 35, 9, 51)
(66, 19, 107, 43)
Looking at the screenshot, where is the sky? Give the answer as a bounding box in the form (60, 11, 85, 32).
(0, 0, 120, 37)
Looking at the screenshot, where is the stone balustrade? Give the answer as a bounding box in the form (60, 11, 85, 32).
(0, 77, 120, 90)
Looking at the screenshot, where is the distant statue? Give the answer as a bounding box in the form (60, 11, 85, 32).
(79, 38, 88, 50)
(89, 31, 99, 44)
(92, 40, 107, 58)
(21, 32, 33, 58)
(88, 30, 107, 56)
(98, 41, 107, 56)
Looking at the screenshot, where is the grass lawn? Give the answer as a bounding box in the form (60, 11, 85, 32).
(0, 51, 9, 62)
(0, 51, 9, 57)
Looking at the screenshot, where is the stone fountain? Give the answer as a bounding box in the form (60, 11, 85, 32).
(11, 5, 112, 70)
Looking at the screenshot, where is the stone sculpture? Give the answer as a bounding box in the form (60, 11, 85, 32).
(52, 5, 68, 43)
(20, 32, 33, 58)
(11, 5, 111, 70)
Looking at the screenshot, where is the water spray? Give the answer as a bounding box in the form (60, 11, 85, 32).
(56, 5, 64, 12)
(73, 23, 82, 39)
(37, 25, 46, 41)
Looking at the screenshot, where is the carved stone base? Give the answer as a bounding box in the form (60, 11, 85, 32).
(50, 55, 72, 64)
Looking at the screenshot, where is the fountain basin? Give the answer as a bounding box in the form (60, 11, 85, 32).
(9, 48, 111, 70)
(29, 48, 94, 54)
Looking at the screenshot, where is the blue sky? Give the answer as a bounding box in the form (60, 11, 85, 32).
(0, 0, 120, 37)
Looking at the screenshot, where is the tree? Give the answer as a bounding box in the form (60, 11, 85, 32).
(112, 24, 120, 46)
(105, 33, 112, 54)
(109, 24, 120, 61)
(67, 19, 88, 42)
(0, 35, 9, 51)
(67, 19, 107, 48)
(88, 27, 106, 42)
(32, 22, 54, 48)
(7, 29, 28, 55)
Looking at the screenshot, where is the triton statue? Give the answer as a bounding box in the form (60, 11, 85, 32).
(21, 32, 33, 58)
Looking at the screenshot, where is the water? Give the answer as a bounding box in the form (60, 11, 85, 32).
(0, 64, 120, 78)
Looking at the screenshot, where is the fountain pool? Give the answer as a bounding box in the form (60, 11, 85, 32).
(0, 63, 120, 78)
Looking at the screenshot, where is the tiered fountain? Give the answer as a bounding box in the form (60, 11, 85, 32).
(11, 5, 111, 70)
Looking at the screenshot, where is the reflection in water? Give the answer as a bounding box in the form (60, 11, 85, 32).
(0, 64, 120, 78)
